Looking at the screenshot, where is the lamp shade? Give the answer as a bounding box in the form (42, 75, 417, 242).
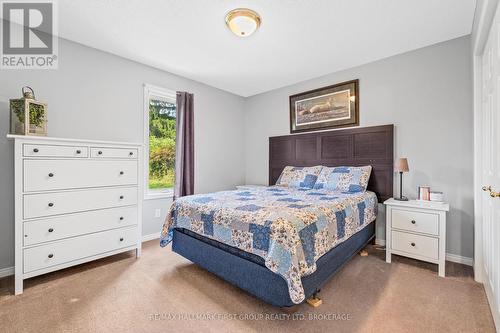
(395, 158, 409, 172)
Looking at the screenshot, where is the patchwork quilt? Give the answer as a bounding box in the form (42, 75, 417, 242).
(160, 186, 377, 304)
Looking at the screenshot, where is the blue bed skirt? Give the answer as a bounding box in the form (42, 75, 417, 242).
(172, 221, 375, 307)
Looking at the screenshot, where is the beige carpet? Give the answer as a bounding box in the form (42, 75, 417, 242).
(0, 240, 495, 333)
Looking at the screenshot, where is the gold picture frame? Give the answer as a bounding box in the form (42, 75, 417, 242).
(289, 79, 359, 133)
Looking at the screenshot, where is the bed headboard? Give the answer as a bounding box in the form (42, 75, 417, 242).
(269, 124, 394, 202)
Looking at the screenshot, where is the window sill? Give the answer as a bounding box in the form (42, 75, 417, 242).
(144, 191, 174, 201)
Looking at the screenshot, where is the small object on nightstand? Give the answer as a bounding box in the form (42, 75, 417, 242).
(430, 191, 444, 202)
(394, 158, 409, 201)
(418, 186, 431, 201)
(384, 198, 449, 277)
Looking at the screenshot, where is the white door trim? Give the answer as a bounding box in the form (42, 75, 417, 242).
(473, 1, 500, 330)
(472, 0, 499, 285)
(473, 50, 484, 284)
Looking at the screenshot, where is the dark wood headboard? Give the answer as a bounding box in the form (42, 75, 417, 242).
(269, 124, 394, 202)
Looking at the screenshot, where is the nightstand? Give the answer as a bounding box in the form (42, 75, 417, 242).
(384, 198, 449, 277)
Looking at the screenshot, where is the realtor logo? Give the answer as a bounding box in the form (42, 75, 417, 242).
(1, 1, 58, 69)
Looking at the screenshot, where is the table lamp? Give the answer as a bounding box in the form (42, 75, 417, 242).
(395, 158, 409, 201)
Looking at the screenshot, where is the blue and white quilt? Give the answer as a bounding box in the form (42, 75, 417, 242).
(160, 186, 377, 304)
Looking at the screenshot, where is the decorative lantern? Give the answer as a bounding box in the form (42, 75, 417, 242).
(10, 86, 48, 136)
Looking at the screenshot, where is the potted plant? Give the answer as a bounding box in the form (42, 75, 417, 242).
(10, 87, 47, 136)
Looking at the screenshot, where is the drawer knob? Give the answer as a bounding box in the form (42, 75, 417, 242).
(411, 242, 416, 247)
(119, 171, 124, 175)
(33, 148, 39, 153)
(119, 195, 124, 199)
(129, 152, 133, 156)
(48, 254, 54, 259)
(48, 202, 54, 207)
(119, 237, 124, 242)
(98, 151, 103, 155)
(48, 173, 54, 178)
(76, 150, 81, 154)
(119, 216, 124, 221)
(48, 228, 54, 233)
(411, 220, 416, 224)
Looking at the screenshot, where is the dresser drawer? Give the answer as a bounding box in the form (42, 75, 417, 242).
(391, 209, 439, 236)
(24, 144, 88, 158)
(24, 159, 138, 192)
(23, 187, 138, 219)
(23, 226, 138, 273)
(23, 206, 138, 246)
(90, 147, 138, 159)
(391, 230, 439, 260)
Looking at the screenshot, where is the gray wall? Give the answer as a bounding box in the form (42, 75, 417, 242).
(0, 35, 474, 271)
(243, 36, 474, 259)
(0, 38, 246, 270)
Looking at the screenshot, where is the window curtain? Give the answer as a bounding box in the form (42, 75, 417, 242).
(174, 91, 194, 199)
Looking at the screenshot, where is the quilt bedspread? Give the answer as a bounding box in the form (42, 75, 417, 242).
(160, 186, 377, 304)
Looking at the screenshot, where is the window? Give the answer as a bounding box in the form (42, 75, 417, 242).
(144, 84, 176, 199)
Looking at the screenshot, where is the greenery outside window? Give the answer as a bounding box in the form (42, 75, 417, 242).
(144, 84, 176, 199)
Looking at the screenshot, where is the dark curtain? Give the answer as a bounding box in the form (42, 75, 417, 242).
(174, 91, 194, 199)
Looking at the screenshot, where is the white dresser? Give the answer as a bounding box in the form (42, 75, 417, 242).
(7, 135, 143, 295)
(384, 198, 449, 277)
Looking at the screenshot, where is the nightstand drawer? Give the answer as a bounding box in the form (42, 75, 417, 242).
(391, 231, 439, 260)
(392, 209, 439, 235)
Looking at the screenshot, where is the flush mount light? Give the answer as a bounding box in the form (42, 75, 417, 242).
(225, 8, 261, 37)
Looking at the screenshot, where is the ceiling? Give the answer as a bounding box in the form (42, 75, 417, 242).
(57, 0, 476, 97)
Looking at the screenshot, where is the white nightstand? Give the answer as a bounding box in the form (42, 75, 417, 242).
(384, 198, 449, 277)
(235, 185, 266, 190)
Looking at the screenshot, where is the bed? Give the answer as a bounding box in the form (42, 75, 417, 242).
(161, 124, 393, 307)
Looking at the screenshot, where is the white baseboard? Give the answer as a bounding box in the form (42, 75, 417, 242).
(375, 238, 473, 266)
(142, 233, 160, 242)
(0, 266, 14, 278)
(445, 253, 474, 266)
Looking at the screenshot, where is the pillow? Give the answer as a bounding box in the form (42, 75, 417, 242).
(313, 166, 372, 192)
(276, 166, 323, 189)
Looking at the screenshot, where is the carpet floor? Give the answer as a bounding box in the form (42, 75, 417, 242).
(0, 240, 495, 333)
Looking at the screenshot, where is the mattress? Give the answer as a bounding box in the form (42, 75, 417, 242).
(160, 186, 378, 304)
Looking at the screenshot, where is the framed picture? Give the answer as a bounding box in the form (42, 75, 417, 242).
(289, 79, 359, 133)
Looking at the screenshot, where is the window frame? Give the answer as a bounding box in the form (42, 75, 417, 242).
(143, 83, 177, 200)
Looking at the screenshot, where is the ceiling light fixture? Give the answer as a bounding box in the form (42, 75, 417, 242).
(225, 8, 261, 37)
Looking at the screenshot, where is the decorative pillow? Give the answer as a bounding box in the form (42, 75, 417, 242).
(313, 166, 372, 192)
(276, 166, 323, 189)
